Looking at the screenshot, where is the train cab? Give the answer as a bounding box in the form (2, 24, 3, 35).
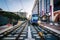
(30, 14, 38, 25)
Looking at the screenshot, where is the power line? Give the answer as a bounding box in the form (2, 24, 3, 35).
(19, 0, 25, 12)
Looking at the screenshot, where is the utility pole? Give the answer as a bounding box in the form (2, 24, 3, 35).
(37, 0, 39, 20)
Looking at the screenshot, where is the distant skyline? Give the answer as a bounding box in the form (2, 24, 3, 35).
(0, 0, 35, 17)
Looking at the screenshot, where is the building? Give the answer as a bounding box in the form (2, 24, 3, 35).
(53, 10, 60, 23)
(32, 0, 38, 15)
(33, 0, 60, 23)
(39, 0, 51, 21)
(13, 11, 27, 18)
(16, 12, 27, 18)
(53, 0, 60, 23)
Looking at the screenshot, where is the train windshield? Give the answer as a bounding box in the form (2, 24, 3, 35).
(32, 14, 38, 17)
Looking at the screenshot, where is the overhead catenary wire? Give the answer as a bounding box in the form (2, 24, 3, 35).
(3, 0, 25, 12)
(19, 0, 26, 12)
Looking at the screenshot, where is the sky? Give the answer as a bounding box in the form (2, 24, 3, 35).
(0, 0, 35, 18)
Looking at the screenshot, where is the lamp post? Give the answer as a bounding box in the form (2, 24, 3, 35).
(17, 9, 23, 16)
(19, 9, 23, 12)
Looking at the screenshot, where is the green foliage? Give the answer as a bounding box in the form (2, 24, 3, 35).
(0, 11, 20, 20)
(0, 11, 27, 21)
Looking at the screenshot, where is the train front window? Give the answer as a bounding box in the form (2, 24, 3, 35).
(32, 14, 38, 17)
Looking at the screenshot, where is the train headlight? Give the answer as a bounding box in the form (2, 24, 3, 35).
(38, 20, 41, 25)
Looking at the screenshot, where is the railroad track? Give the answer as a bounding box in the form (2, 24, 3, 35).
(32, 25, 59, 40)
(0, 21, 27, 40)
(39, 25, 60, 40)
(0, 22, 59, 40)
(30, 25, 41, 40)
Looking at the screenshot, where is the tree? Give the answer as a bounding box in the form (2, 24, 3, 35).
(0, 8, 3, 11)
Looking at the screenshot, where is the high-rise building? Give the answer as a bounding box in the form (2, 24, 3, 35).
(32, 0, 60, 22)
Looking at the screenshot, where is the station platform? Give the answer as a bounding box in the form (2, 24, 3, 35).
(39, 22, 60, 35)
(0, 24, 13, 34)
